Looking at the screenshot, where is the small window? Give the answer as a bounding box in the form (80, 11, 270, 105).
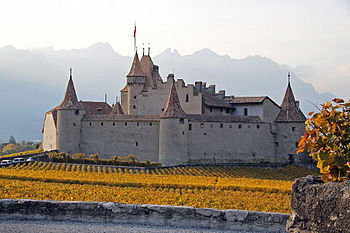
(185, 94, 189, 102)
(134, 96, 137, 99)
(136, 142, 138, 147)
(210, 124, 213, 128)
(248, 125, 250, 128)
(292, 127, 296, 132)
(162, 108, 164, 112)
(295, 142, 299, 148)
(204, 133, 207, 135)
(189, 124, 192, 130)
(182, 131, 184, 135)
(244, 108, 248, 116)
(113, 122, 115, 126)
(220, 124, 223, 128)
(201, 123, 204, 128)
(179, 118, 184, 124)
(101, 122, 104, 126)
(125, 122, 127, 126)
(226, 109, 230, 114)
(75, 110, 79, 115)
(137, 122, 139, 127)
(210, 107, 212, 112)
(133, 105, 136, 109)
(89, 122, 92, 126)
(73, 123, 76, 126)
(229, 124, 232, 128)
(221, 108, 223, 112)
(97, 108, 102, 114)
(275, 142, 279, 147)
(238, 124, 242, 129)
(257, 125, 260, 129)
(150, 122, 152, 126)
(204, 152, 206, 155)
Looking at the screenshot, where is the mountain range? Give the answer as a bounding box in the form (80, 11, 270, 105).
(0, 43, 334, 141)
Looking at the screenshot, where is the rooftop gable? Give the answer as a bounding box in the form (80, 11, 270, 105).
(161, 82, 187, 119)
(127, 52, 145, 77)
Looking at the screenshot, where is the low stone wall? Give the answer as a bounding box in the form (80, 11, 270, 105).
(287, 176, 350, 232)
(0, 199, 289, 232)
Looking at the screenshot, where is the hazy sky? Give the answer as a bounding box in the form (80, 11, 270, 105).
(0, 0, 349, 98)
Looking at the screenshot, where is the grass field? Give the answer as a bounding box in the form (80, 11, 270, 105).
(0, 162, 318, 213)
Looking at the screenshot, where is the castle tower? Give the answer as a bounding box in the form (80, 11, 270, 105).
(275, 75, 307, 163)
(159, 82, 188, 166)
(120, 52, 146, 115)
(56, 69, 84, 154)
(140, 47, 163, 89)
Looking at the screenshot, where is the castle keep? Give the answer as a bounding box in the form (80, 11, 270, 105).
(42, 51, 306, 166)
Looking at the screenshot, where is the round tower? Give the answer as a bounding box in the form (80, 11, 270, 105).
(56, 69, 84, 154)
(159, 82, 188, 166)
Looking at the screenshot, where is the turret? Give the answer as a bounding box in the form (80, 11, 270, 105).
(121, 52, 146, 115)
(56, 69, 84, 154)
(159, 82, 188, 166)
(274, 74, 307, 164)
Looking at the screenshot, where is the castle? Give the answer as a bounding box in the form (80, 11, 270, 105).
(42, 50, 307, 166)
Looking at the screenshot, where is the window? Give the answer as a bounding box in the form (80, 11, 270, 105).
(220, 124, 223, 128)
(101, 122, 103, 126)
(162, 108, 164, 112)
(75, 110, 79, 115)
(189, 124, 192, 130)
(89, 122, 92, 126)
(292, 127, 296, 132)
(179, 118, 184, 124)
(275, 142, 279, 147)
(137, 122, 139, 127)
(238, 124, 242, 129)
(221, 108, 223, 112)
(229, 124, 232, 128)
(133, 105, 136, 109)
(113, 122, 115, 126)
(295, 142, 299, 148)
(182, 131, 185, 135)
(201, 123, 204, 128)
(97, 108, 102, 114)
(244, 108, 248, 116)
(134, 96, 137, 99)
(226, 109, 230, 114)
(257, 125, 260, 129)
(136, 142, 138, 147)
(210, 107, 212, 112)
(125, 122, 127, 126)
(150, 122, 153, 126)
(204, 132, 207, 135)
(185, 94, 189, 102)
(210, 124, 213, 128)
(73, 123, 76, 126)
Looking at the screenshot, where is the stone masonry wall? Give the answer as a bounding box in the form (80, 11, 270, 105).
(0, 199, 289, 232)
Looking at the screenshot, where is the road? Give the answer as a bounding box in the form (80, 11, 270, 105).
(0, 219, 256, 233)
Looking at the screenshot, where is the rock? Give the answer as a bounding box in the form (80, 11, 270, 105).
(287, 176, 350, 232)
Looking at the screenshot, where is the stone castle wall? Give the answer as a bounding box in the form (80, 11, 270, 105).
(42, 113, 58, 151)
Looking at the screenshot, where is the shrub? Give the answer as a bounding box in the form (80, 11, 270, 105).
(298, 98, 350, 182)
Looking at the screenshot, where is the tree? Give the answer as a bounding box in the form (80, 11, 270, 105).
(9, 136, 16, 144)
(298, 98, 350, 182)
(2, 144, 20, 154)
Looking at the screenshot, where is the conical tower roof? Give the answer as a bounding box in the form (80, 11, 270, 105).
(161, 83, 187, 118)
(275, 82, 306, 122)
(110, 102, 124, 115)
(57, 71, 80, 110)
(140, 55, 156, 88)
(127, 52, 145, 77)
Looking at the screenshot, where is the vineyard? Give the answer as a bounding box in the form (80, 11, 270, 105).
(0, 162, 318, 213)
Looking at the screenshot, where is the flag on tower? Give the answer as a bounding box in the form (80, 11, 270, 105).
(134, 24, 136, 37)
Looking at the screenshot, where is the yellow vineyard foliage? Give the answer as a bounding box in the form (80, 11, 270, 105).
(0, 162, 316, 213)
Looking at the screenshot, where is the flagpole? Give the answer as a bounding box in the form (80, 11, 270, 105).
(134, 22, 136, 54)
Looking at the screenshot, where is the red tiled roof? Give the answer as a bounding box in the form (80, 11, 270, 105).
(202, 91, 234, 108)
(275, 83, 306, 123)
(225, 96, 267, 104)
(79, 101, 112, 115)
(161, 83, 187, 119)
(140, 55, 156, 88)
(110, 102, 124, 115)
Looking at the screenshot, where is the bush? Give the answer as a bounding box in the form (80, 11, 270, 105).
(298, 98, 350, 182)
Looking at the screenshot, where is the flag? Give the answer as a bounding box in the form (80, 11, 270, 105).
(134, 25, 136, 37)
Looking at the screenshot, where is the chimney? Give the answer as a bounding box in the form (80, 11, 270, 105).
(195, 81, 203, 92)
(167, 74, 175, 83)
(208, 85, 216, 94)
(217, 90, 225, 99)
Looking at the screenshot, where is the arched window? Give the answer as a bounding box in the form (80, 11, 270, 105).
(185, 94, 189, 102)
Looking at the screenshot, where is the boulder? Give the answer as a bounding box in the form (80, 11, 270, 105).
(287, 175, 350, 232)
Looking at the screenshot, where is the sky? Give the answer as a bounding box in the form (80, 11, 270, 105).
(0, 0, 349, 98)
